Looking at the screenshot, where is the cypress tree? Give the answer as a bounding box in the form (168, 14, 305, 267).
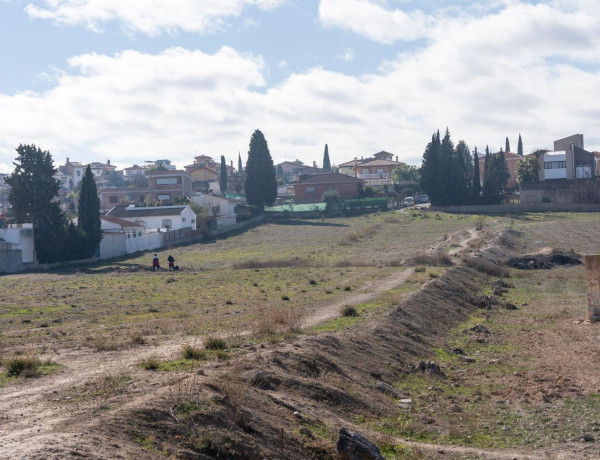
(420, 130, 441, 204)
(244, 130, 277, 212)
(455, 140, 471, 205)
(437, 128, 456, 206)
(238, 152, 243, 174)
(483, 146, 493, 204)
(323, 144, 331, 170)
(505, 137, 510, 153)
(78, 165, 101, 258)
(220, 155, 227, 194)
(472, 147, 481, 203)
(517, 134, 523, 156)
(6, 144, 66, 263)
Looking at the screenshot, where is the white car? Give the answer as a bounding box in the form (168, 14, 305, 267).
(403, 197, 415, 206)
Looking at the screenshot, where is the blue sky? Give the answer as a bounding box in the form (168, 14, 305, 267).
(1, 0, 599, 173)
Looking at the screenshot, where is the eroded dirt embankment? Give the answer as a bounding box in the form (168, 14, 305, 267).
(93, 264, 495, 459)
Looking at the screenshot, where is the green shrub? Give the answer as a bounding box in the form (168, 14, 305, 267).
(140, 356, 160, 371)
(182, 344, 206, 360)
(204, 337, 227, 350)
(341, 305, 359, 317)
(5, 355, 43, 377)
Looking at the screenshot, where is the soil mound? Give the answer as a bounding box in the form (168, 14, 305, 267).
(507, 249, 582, 270)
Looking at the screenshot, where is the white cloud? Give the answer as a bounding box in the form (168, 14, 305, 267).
(25, 0, 284, 35)
(278, 60, 288, 69)
(2, 1, 600, 173)
(335, 48, 355, 61)
(319, 0, 434, 43)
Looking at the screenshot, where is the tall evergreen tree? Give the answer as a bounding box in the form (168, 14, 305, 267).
(244, 130, 277, 212)
(7, 144, 66, 263)
(220, 155, 227, 194)
(78, 165, 101, 258)
(437, 128, 457, 206)
(238, 152, 243, 175)
(517, 134, 523, 156)
(323, 144, 331, 170)
(472, 147, 481, 203)
(455, 140, 471, 205)
(482, 146, 493, 204)
(420, 130, 441, 204)
(505, 137, 510, 153)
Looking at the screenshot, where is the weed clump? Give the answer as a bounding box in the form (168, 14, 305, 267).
(341, 305, 359, 317)
(182, 344, 206, 360)
(204, 337, 228, 350)
(407, 253, 453, 267)
(140, 356, 160, 371)
(5, 355, 43, 377)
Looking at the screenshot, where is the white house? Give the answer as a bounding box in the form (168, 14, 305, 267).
(191, 194, 237, 228)
(105, 205, 197, 231)
(0, 223, 36, 269)
(100, 215, 145, 234)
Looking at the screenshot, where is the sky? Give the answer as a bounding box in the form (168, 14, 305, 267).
(0, 0, 599, 173)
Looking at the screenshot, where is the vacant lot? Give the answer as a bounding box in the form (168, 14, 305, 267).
(1, 210, 600, 458)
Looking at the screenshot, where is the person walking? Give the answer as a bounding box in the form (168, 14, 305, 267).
(167, 254, 175, 271)
(152, 254, 160, 272)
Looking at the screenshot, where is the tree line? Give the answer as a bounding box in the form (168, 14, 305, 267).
(420, 129, 510, 206)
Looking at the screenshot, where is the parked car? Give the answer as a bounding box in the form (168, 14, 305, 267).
(418, 194, 429, 203)
(403, 197, 415, 206)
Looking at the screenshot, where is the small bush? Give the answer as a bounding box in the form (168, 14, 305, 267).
(131, 333, 145, 345)
(343, 286, 352, 291)
(473, 215, 486, 230)
(309, 279, 317, 285)
(182, 344, 206, 360)
(5, 355, 43, 377)
(204, 337, 227, 350)
(414, 266, 426, 273)
(281, 295, 290, 301)
(140, 356, 160, 371)
(341, 305, 359, 317)
(407, 253, 453, 267)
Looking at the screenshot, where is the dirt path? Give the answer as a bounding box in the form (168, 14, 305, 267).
(0, 227, 479, 459)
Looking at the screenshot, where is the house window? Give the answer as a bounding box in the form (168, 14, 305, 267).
(306, 186, 315, 193)
(157, 177, 178, 185)
(77, 170, 81, 177)
(157, 194, 170, 201)
(139, 195, 145, 202)
(544, 161, 566, 169)
(326, 185, 335, 191)
(182, 217, 186, 222)
(109, 196, 118, 203)
(191, 219, 196, 224)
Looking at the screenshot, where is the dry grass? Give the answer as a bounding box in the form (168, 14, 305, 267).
(95, 364, 131, 408)
(339, 224, 381, 246)
(464, 256, 511, 277)
(406, 252, 453, 267)
(252, 304, 303, 336)
(4, 354, 43, 377)
(232, 258, 313, 269)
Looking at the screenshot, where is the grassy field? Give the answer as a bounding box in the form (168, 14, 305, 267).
(0, 210, 473, 354)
